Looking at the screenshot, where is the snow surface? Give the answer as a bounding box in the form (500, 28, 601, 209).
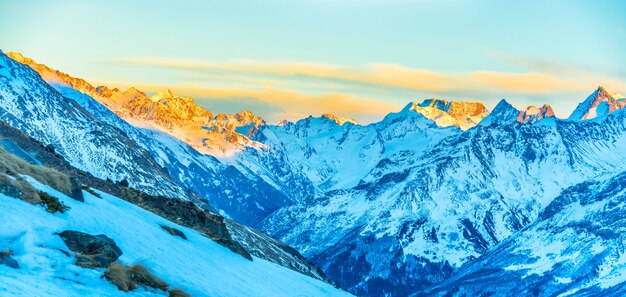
(0, 176, 351, 297)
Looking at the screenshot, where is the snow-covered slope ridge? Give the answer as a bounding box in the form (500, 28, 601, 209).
(6, 52, 265, 158)
(0, 176, 351, 297)
(0, 51, 191, 201)
(424, 169, 626, 296)
(569, 86, 626, 120)
(479, 99, 555, 126)
(3, 51, 295, 226)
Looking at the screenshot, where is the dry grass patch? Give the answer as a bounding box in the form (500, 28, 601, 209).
(37, 191, 69, 214)
(0, 147, 73, 195)
(0, 173, 40, 204)
(104, 262, 169, 292)
(104, 262, 136, 292)
(82, 185, 102, 198)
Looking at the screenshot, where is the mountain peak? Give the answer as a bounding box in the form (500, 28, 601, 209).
(6, 51, 28, 64)
(569, 86, 625, 120)
(518, 104, 555, 124)
(151, 88, 177, 101)
(321, 113, 358, 125)
(400, 102, 417, 113)
(403, 99, 489, 130)
(478, 99, 520, 126)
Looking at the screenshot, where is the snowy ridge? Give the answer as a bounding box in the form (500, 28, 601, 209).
(6, 51, 301, 226)
(6, 52, 265, 158)
(0, 51, 191, 200)
(424, 169, 626, 296)
(321, 113, 358, 125)
(569, 86, 626, 120)
(0, 176, 350, 297)
(479, 99, 556, 126)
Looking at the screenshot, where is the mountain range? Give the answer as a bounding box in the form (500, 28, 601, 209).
(2, 49, 626, 296)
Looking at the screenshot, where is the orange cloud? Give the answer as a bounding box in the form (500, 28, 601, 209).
(113, 58, 453, 92)
(112, 57, 592, 95)
(467, 71, 583, 93)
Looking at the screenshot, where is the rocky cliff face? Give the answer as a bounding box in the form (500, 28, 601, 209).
(258, 104, 626, 296)
(569, 86, 626, 120)
(413, 99, 489, 130)
(424, 169, 626, 296)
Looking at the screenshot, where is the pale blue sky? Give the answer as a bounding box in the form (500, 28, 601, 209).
(1, 0, 625, 122)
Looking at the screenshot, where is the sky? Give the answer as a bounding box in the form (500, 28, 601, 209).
(1, 0, 625, 123)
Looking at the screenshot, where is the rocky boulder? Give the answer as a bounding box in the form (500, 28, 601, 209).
(0, 251, 19, 269)
(57, 230, 122, 268)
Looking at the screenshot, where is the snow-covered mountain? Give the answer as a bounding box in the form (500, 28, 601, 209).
(413, 99, 489, 130)
(517, 104, 555, 124)
(4, 51, 300, 226)
(6, 50, 626, 296)
(0, 51, 192, 200)
(0, 118, 329, 283)
(258, 96, 626, 296)
(424, 169, 626, 296)
(479, 99, 555, 126)
(7, 52, 265, 158)
(569, 86, 626, 120)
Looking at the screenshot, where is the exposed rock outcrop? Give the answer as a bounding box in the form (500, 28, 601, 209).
(57, 230, 123, 268)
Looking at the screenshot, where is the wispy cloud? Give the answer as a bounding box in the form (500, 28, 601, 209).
(105, 56, 624, 122)
(111, 58, 455, 92)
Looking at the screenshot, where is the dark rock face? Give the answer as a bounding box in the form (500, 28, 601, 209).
(67, 177, 84, 202)
(57, 230, 122, 268)
(0, 252, 19, 269)
(161, 225, 187, 240)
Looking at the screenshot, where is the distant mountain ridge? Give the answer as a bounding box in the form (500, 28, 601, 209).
(5, 50, 626, 297)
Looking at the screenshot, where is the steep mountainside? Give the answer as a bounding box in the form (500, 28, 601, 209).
(0, 119, 331, 282)
(5, 51, 298, 226)
(7, 52, 264, 158)
(259, 104, 626, 296)
(0, 51, 191, 200)
(424, 170, 626, 296)
(0, 172, 350, 296)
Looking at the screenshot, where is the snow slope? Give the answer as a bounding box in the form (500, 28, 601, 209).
(424, 169, 626, 296)
(0, 176, 351, 297)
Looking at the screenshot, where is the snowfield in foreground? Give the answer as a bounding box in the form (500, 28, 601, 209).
(0, 176, 351, 297)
